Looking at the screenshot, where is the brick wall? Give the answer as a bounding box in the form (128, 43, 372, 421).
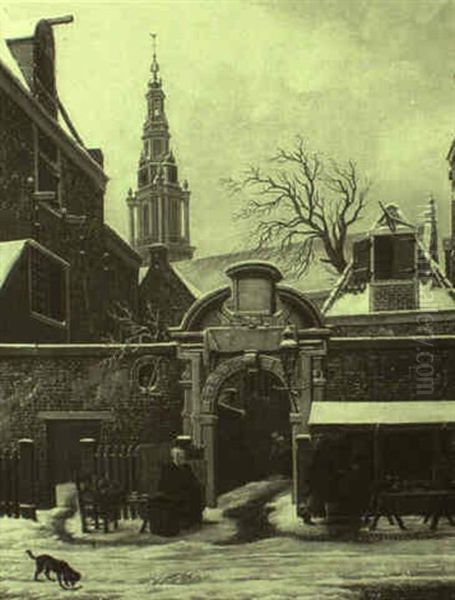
(0, 88, 35, 241)
(0, 82, 139, 343)
(327, 311, 455, 337)
(325, 339, 455, 402)
(370, 281, 418, 311)
(139, 245, 196, 336)
(0, 344, 183, 505)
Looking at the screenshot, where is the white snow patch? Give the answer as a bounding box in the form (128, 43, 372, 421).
(325, 286, 370, 316)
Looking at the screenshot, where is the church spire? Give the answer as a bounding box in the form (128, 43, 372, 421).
(125, 36, 194, 264)
(150, 33, 160, 85)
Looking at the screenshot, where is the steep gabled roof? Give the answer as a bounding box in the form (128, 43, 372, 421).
(0, 9, 107, 189)
(0, 239, 27, 291)
(173, 244, 339, 306)
(104, 224, 142, 268)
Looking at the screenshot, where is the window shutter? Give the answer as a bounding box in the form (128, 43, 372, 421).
(353, 238, 371, 274)
(350, 238, 371, 290)
(393, 234, 415, 280)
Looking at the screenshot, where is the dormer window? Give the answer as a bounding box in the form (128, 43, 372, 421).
(374, 234, 416, 280)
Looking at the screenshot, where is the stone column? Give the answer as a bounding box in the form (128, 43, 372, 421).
(18, 438, 36, 520)
(162, 194, 168, 243)
(298, 351, 312, 431)
(180, 361, 193, 436)
(191, 352, 203, 445)
(183, 196, 190, 241)
(312, 354, 326, 403)
(289, 413, 303, 504)
(148, 200, 154, 240)
(158, 195, 164, 242)
(200, 413, 218, 507)
(128, 203, 135, 245)
(134, 203, 142, 241)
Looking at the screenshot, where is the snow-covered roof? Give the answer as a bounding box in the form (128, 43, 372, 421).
(0, 10, 106, 186)
(173, 245, 339, 303)
(0, 8, 30, 89)
(0, 239, 27, 291)
(324, 203, 455, 317)
(309, 401, 455, 427)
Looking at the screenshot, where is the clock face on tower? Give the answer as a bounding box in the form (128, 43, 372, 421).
(153, 106, 160, 117)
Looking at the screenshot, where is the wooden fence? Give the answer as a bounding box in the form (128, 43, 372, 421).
(0, 446, 19, 518)
(0, 437, 206, 525)
(93, 443, 139, 496)
(0, 439, 36, 519)
(78, 438, 206, 532)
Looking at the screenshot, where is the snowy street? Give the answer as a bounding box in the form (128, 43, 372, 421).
(0, 482, 455, 599)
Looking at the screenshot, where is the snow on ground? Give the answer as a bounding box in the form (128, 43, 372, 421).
(1, 480, 455, 599)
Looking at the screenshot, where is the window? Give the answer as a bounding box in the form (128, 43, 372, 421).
(138, 168, 148, 187)
(132, 356, 161, 392)
(152, 139, 162, 157)
(30, 247, 67, 322)
(374, 234, 415, 280)
(168, 165, 177, 183)
(36, 129, 60, 205)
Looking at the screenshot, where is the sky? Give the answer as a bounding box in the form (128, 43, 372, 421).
(2, 0, 455, 258)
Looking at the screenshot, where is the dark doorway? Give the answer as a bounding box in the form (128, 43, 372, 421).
(216, 368, 290, 494)
(47, 419, 101, 486)
(382, 429, 433, 482)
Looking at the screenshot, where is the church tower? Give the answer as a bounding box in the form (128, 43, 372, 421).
(126, 36, 194, 264)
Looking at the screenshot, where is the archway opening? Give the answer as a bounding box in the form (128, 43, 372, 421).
(216, 368, 291, 494)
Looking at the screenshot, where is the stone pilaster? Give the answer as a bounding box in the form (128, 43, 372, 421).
(289, 412, 303, 503)
(200, 413, 218, 507)
(180, 361, 193, 436)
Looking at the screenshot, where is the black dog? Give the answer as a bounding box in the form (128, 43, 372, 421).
(26, 549, 81, 589)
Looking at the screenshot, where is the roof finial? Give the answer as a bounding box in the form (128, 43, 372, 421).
(150, 32, 159, 83)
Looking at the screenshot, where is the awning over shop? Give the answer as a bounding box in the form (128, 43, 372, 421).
(309, 401, 455, 427)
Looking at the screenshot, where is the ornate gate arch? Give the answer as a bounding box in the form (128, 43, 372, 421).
(199, 353, 289, 504)
(201, 354, 287, 414)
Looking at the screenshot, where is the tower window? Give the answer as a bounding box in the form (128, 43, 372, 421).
(138, 168, 148, 187)
(168, 165, 177, 183)
(152, 139, 162, 157)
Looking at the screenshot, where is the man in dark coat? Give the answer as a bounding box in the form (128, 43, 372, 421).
(146, 446, 204, 536)
(157, 446, 204, 529)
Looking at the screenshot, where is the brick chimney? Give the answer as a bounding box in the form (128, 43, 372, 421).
(148, 243, 169, 270)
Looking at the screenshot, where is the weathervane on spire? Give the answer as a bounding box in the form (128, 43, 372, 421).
(150, 32, 160, 83)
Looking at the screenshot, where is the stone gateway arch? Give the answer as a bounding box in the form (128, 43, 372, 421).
(171, 261, 330, 506)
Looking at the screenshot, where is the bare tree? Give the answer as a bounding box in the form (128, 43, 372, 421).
(104, 300, 169, 345)
(225, 137, 371, 275)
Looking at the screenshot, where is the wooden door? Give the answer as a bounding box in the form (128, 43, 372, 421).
(47, 420, 101, 485)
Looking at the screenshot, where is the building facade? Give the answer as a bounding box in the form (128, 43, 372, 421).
(1, 17, 455, 516)
(0, 17, 141, 343)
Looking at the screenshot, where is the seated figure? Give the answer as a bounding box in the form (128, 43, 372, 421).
(147, 445, 205, 536)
